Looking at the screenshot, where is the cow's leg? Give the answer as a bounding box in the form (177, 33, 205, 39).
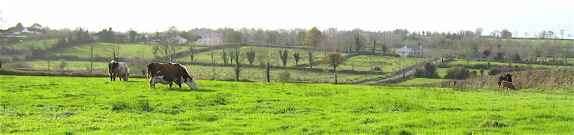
(169, 82, 173, 88)
(149, 78, 156, 88)
(110, 73, 113, 81)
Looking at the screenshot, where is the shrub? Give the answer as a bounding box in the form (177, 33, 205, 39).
(277, 71, 291, 82)
(414, 63, 439, 78)
(444, 66, 470, 80)
(58, 59, 67, 70)
(488, 68, 502, 75)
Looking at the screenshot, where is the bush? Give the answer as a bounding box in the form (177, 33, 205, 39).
(444, 66, 470, 80)
(488, 68, 502, 75)
(414, 63, 439, 78)
(58, 59, 67, 70)
(277, 71, 291, 82)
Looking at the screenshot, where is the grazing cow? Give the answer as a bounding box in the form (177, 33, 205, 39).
(497, 74, 513, 86)
(499, 81, 517, 90)
(108, 60, 130, 81)
(147, 62, 198, 89)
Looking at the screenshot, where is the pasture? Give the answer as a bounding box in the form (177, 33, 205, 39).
(52, 43, 164, 59)
(446, 59, 571, 69)
(1, 75, 573, 134)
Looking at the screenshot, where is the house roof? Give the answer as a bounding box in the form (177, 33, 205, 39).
(202, 31, 220, 37)
(8, 27, 26, 32)
(169, 36, 187, 40)
(406, 45, 420, 49)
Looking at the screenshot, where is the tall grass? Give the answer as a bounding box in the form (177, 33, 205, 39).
(1, 75, 572, 134)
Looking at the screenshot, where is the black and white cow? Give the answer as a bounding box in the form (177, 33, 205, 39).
(108, 60, 130, 81)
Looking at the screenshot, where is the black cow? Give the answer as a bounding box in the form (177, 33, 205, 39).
(497, 74, 513, 86)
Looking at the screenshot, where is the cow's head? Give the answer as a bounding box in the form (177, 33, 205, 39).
(184, 78, 198, 89)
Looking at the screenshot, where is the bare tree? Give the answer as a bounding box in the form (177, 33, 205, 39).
(246, 48, 256, 65)
(159, 26, 181, 62)
(232, 47, 243, 81)
(475, 28, 483, 38)
(189, 46, 195, 62)
(103, 43, 120, 61)
(257, 48, 272, 82)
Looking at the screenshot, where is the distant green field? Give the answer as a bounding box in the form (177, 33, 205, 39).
(398, 78, 451, 85)
(172, 46, 332, 67)
(3, 60, 109, 72)
(1, 60, 381, 84)
(1, 75, 572, 134)
(347, 55, 424, 72)
(501, 38, 573, 45)
(49, 42, 204, 60)
(4, 39, 59, 50)
(446, 59, 570, 69)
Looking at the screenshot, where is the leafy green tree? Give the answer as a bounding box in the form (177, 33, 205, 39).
(27, 23, 44, 32)
(321, 52, 348, 84)
(414, 63, 439, 78)
(97, 27, 115, 43)
(303, 27, 322, 47)
(501, 29, 512, 38)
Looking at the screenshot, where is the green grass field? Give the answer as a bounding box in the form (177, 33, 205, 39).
(172, 46, 334, 67)
(4, 39, 59, 50)
(398, 78, 451, 85)
(445, 59, 571, 69)
(1, 75, 573, 134)
(49, 42, 204, 60)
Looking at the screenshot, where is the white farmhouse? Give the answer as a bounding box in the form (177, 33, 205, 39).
(395, 45, 428, 57)
(196, 32, 222, 45)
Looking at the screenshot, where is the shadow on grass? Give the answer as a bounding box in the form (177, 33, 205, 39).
(164, 88, 216, 92)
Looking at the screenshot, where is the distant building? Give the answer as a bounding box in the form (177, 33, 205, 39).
(167, 36, 188, 44)
(196, 32, 222, 45)
(7, 23, 41, 34)
(395, 45, 429, 57)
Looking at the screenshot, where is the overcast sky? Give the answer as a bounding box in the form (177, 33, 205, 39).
(1, 0, 573, 37)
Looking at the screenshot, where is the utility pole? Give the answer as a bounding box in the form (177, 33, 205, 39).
(90, 46, 93, 73)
